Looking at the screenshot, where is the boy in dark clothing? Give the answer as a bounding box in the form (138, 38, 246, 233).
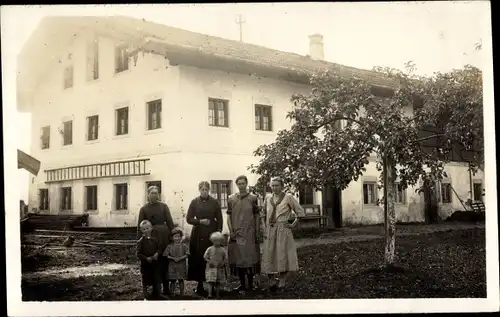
(137, 220, 168, 300)
(137, 185, 175, 295)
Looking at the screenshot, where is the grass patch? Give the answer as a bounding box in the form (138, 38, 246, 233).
(22, 227, 485, 300)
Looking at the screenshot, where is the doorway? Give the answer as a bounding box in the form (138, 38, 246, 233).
(323, 183, 343, 228)
(422, 181, 439, 224)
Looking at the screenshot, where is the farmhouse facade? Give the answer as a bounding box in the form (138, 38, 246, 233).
(17, 16, 484, 231)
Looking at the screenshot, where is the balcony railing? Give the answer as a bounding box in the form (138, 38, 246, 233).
(45, 158, 150, 183)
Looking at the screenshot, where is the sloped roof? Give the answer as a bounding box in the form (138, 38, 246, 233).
(99, 16, 396, 86)
(17, 16, 398, 110)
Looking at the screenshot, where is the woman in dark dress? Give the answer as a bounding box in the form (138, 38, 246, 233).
(186, 181, 223, 296)
(137, 186, 175, 296)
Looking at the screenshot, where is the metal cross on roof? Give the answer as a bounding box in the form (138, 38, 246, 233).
(235, 14, 246, 42)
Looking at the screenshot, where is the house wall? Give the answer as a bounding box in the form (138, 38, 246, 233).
(340, 160, 484, 226)
(175, 65, 311, 233)
(26, 28, 484, 231)
(28, 31, 185, 227)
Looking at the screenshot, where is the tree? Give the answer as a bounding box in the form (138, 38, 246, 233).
(248, 64, 483, 268)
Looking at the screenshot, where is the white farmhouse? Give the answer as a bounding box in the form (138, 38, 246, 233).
(17, 16, 484, 231)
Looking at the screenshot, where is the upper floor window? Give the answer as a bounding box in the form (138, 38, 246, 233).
(115, 44, 130, 73)
(60, 186, 72, 211)
(87, 115, 99, 141)
(86, 38, 99, 81)
(39, 188, 49, 211)
(208, 98, 229, 127)
(63, 65, 73, 89)
(40, 126, 50, 149)
(147, 99, 162, 130)
(62, 120, 73, 146)
(299, 185, 314, 205)
(255, 104, 273, 131)
(115, 107, 129, 135)
(363, 182, 377, 205)
(211, 180, 231, 208)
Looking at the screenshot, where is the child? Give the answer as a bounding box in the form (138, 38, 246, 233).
(136, 220, 167, 300)
(163, 227, 189, 296)
(203, 231, 227, 298)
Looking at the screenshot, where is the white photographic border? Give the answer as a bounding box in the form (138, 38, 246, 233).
(2, 3, 498, 316)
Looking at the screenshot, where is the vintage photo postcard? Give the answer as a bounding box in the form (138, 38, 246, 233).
(3, 2, 498, 316)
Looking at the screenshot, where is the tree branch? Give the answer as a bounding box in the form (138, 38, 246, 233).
(413, 133, 447, 143)
(311, 116, 364, 131)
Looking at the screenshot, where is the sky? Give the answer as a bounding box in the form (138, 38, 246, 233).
(2, 2, 491, 201)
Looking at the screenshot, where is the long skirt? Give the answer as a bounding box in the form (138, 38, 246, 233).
(187, 226, 214, 282)
(261, 223, 299, 274)
(228, 239, 260, 276)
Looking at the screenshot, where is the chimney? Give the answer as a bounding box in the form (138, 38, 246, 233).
(308, 34, 324, 60)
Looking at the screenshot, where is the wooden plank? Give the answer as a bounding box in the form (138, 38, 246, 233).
(18, 149, 41, 175)
(33, 229, 105, 236)
(45, 158, 151, 182)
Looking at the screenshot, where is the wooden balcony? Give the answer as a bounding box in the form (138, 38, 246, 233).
(45, 158, 150, 183)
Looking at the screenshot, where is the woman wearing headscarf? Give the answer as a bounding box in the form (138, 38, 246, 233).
(261, 177, 305, 292)
(186, 181, 223, 296)
(137, 185, 175, 297)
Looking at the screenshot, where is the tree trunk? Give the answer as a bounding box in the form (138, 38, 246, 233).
(423, 179, 439, 224)
(384, 156, 397, 266)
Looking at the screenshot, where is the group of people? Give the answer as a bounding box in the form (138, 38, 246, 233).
(136, 175, 305, 300)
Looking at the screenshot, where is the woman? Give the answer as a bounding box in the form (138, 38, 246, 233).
(261, 177, 305, 292)
(186, 181, 223, 296)
(227, 175, 261, 292)
(137, 186, 175, 297)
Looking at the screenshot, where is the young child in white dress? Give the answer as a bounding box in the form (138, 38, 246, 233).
(203, 231, 227, 298)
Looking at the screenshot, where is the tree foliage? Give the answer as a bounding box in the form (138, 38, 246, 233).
(248, 64, 483, 196)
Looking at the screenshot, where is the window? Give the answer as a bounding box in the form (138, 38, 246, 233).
(85, 185, 98, 211)
(299, 185, 314, 205)
(208, 98, 229, 127)
(395, 183, 406, 204)
(363, 182, 377, 205)
(147, 99, 162, 130)
(146, 181, 162, 200)
(440, 182, 452, 204)
(87, 115, 99, 141)
(115, 183, 128, 210)
(63, 120, 73, 146)
(86, 38, 99, 81)
(40, 126, 50, 149)
(115, 44, 129, 73)
(255, 104, 273, 131)
(115, 107, 129, 135)
(473, 183, 483, 202)
(60, 187, 72, 210)
(39, 189, 49, 211)
(211, 180, 231, 208)
(63, 65, 73, 89)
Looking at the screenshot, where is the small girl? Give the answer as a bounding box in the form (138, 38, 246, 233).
(203, 231, 227, 298)
(163, 227, 189, 296)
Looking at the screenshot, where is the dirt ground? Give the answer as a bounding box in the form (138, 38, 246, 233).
(21, 223, 486, 301)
